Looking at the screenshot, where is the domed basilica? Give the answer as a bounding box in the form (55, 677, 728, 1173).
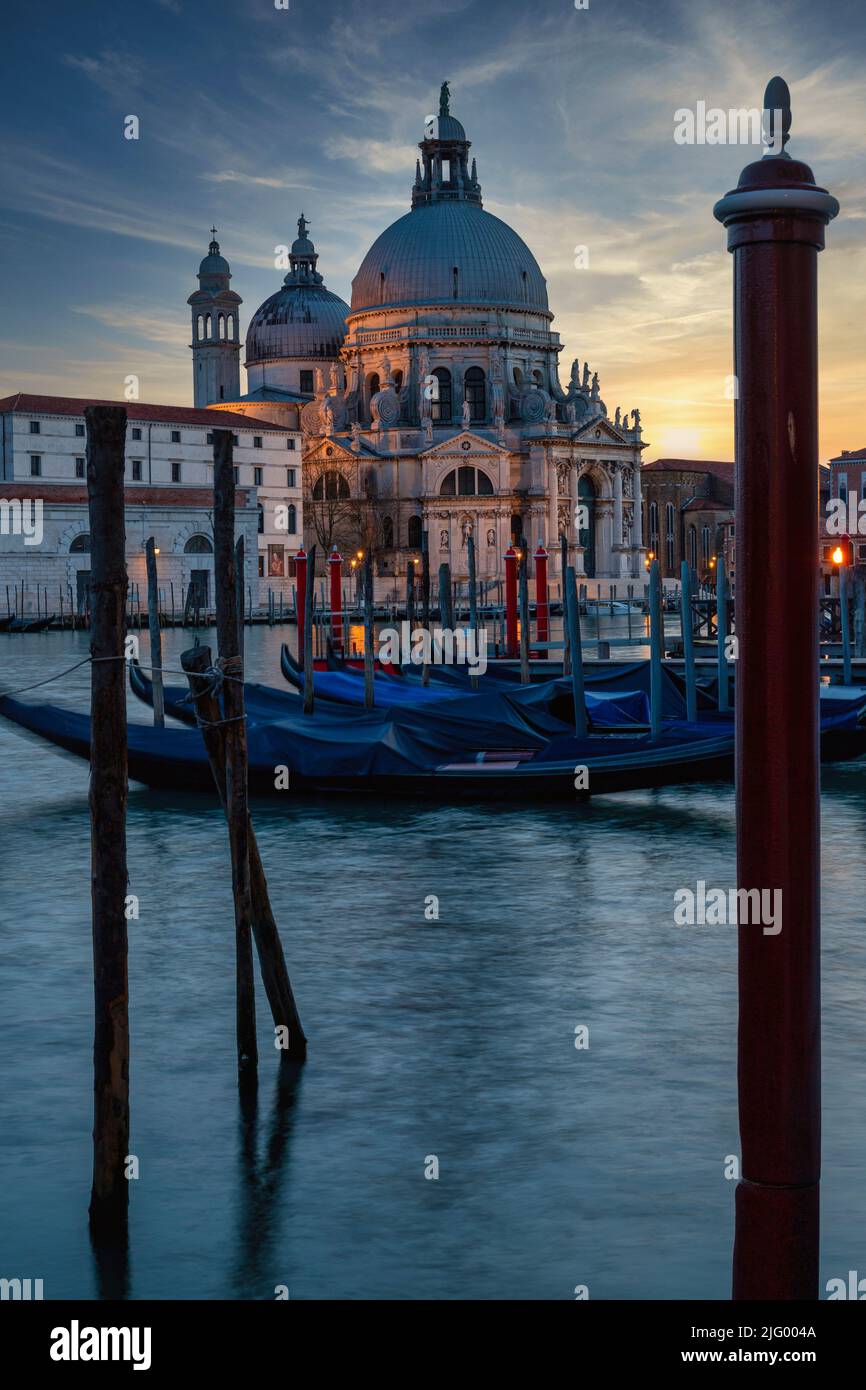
(191, 83, 647, 589)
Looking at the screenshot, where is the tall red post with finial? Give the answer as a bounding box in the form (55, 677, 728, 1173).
(714, 78, 838, 1300)
(504, 545, 518, 658)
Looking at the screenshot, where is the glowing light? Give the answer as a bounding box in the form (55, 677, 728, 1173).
(832, 546, 844, 565)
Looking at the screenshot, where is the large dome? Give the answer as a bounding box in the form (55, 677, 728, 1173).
(350, 200, 549, 315)
(245, 214, 349, 365)
(245, 284, 348, 363)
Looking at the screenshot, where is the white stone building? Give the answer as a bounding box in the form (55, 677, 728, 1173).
(0, 394, 301, 614)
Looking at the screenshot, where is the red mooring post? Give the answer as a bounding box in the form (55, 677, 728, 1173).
(714, 77, 838, 1300)
(504, 545, 518, 658)
(534, 542, 549, 643)
(329, 546, 343, 650)
(295, 546, 308, 668)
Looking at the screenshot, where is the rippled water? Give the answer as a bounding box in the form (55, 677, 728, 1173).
(0, 625, 864, 1299)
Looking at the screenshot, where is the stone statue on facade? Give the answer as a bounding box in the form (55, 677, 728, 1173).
(487, 528, 496, 548)
(322, 398, 335, 436)
(423, 416, 433, 444)
(545, 396, 558, 424)
(462, 397, 471, 428)
(350, 422, 362, 452)
(329, 362, 342, 392)
(440, 529, 449, 551)
(590, 372, 600, 401)
(632, 407, 641, 431)
(582, 362, 590, 392)
(315, 367, 325, 395)
(565, 400, 576, 425)
(614, 406, 621, 430)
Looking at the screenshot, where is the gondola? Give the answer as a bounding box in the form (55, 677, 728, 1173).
(0, 690, 739, 800)
(7, 614, 55, 633)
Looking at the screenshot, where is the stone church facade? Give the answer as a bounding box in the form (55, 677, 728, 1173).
(298, 85, 647, 592)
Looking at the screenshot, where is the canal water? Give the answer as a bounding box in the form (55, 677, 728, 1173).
(0, 624, 864, 1299)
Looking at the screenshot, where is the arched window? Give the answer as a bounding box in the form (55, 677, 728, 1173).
(464, 366, 486, 422)
(257, 504, 265, 535)
(393, 369, 403, 393)
(312, 471, 350, 500)
(649, 501, 659, 553)
(407, 515, 422, 548)
(196, 314, 204, 340)
(533, 369, 543, 385)
(286, 503, 297, 534)
(439, 467, 493, 497)
(184, 534, 213, 554)
(205, 313, 212, 338)
(701, 525, 711, 566)
(70, 533, 91, 553)
(513, 367, 523, 387)
(665, 503, 675, 574)
(383, 516, 394, 548)
(218, 314, 225, 339)
(431, 367, 451, 422)
(688, 524, 697, 571)
(366, 373, 380, 422)
(510, 513, 524, 545)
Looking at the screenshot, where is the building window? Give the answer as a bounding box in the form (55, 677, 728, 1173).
(312, 471, 350, 500)
(70, 533, 91, 553)
(30, 454, 41, 476)
(258, 555, 265, 578)
(184, 534, 213, 554)
(132, 460, 142, 482)
(254, 467, 263, 487)
(408, 515, 423, 549)
(665, 502, 675, 573)
(254, 436, 263, 449)
(29, 420, 40, 434)
(649, 501, 659, 553)
(75, 422, 85, 437)
(257, 504, 264, 535)
(286, 467, 296, 488)
(439, 467, 493, 497)
(300, 370, 314, 394)
(287, 438, 296, 451)
(383, 516, 394, 548)
(701, 525, 711, 566)
(75, 457, 85, 479)
(207, 432, 214, 444)
(171, 430, 181, 444)
(234, 467, 239, 484)
(286, 503, 297, 534)
(171, 461, 181, 483)
(688, 525, 697, 571)
(232, 434, 239, 446)
(464, 367, 486, 421)
(132, 427, 142, 441)
(431, 367, 452, 422)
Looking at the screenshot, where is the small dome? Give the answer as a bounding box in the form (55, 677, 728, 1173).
(432, 113, 466, 141)
(199, 251, 230, 277)
(351, 200, 549, 314)
(246, 284, 349, 363)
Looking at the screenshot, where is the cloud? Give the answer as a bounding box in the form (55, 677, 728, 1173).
(323, 135, 418, 174)
(62, 47, 144, 101)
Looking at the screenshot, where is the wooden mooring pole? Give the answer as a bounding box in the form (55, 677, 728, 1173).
(212, 429, 257, 1077)
(144, 537, 165, 728)
(363, 552, 375, 709)
(680, 560, 697, 722)
(518, 547, 530, 684)
(648, 558, 663, 740)
(420, 531, 431, 687)
(565, 565, 587, 737)
(85, 404, 130, 1231)
(714, 76, 838, 1300)
(840, 562, 852, 685)
(717, 556, 730, 712)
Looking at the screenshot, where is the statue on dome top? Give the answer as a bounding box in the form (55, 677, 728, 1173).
(582, 363, 590, 392)
(590, 372, 600, 401)
(614, 406, 621, 429)
(440, 81, 450, 116)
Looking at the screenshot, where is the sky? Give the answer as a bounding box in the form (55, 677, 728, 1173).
(1, 0, 865, 463)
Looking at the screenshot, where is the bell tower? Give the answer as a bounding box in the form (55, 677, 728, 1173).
(188, 230, 243, 407)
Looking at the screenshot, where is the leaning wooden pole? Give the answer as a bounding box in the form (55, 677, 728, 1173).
(518, 548, 530, 685)
(180, 644, 306, 1059)
(560, 533, 571, 675)
(236, 535, 245, 664)
(85, 404, 130, 1231)
(212, 429, 257, 1076)
(840, 562, 852, 686)
(144, 537, 165, 728)
(714, 76, 838, 1301)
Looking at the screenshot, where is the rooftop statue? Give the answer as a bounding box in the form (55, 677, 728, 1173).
(440, 81, 450, 116)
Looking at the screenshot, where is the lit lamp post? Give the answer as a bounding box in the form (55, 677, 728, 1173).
(714, 76, 839, 1301)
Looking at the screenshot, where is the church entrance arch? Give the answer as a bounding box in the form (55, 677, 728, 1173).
(578, 474, 596, 578)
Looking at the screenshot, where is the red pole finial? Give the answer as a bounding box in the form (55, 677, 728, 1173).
(504, 545, 518, 658)
(295, 547, 308, 670)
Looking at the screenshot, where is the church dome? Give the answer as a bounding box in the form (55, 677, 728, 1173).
(351, 199, 548, 314)
(350, 85, 549, 316)
(245, 214, 349, 364)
